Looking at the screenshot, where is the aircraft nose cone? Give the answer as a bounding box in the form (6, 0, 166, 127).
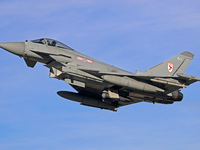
(0, 42, 25, 56)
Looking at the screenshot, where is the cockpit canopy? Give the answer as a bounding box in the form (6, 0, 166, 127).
(31, 38, 74, 50)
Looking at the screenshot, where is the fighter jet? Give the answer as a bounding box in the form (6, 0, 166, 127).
(0, 38, 199, 111)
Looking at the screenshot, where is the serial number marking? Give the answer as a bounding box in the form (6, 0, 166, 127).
(177, 57, 183, 61)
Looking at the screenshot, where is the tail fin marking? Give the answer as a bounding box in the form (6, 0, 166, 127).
(144, 51, 194, 77)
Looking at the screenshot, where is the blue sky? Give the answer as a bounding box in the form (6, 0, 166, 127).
(0, 0, 200, 149)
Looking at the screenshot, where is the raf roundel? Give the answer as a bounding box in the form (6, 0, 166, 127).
(168, 62, 174, 73)
(77, 56, 93, 64)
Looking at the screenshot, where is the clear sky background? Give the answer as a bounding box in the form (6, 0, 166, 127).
(0, 0, 200, 150)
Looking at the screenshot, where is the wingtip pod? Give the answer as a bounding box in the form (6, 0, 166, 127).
(177, 73, 200, 82)
(180, 51, 194, 59)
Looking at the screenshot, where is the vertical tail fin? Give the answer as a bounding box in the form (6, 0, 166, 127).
(144, 51, 194, 76)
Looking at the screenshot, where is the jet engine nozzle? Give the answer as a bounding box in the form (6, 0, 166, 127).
(171, 90, 183, 101)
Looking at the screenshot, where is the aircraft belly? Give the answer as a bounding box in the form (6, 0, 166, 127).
(127, 91, 174, 104)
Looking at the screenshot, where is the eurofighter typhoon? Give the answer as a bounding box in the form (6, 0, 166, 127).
(0, 38, 199, 111)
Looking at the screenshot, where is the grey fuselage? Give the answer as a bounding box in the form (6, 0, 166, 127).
(1, 38, 199, 111)
(25, 39, 133, 91)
